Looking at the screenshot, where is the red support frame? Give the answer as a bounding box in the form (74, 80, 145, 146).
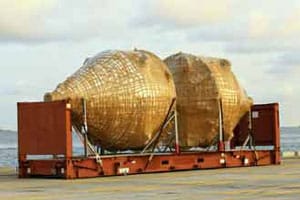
(18, 101, 281, 179)
(18, 101, 73, 178)
(233, 103, 280, 164)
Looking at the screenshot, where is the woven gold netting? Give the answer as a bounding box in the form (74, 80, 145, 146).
(164, 53, 252, 147)
(45, 50, 176, 150)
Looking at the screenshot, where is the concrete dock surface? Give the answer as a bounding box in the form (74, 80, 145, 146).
(0, 159, 299, 200)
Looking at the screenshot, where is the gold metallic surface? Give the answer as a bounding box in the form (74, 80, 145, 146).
(164, 53, 252, 147)
(45, 50, 176, 150)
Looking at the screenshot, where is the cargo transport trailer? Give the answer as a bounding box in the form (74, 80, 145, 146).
(17, 100, 280, 179)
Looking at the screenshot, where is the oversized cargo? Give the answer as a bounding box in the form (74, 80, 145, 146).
(164, 53, 252, 147)
(44, 50, 176, 150)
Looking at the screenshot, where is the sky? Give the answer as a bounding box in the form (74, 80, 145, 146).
(1, 0, 300, 130)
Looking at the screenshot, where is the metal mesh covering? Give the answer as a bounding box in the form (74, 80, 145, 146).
(164, 53, 252, 147)
(45, 50, 176, 150)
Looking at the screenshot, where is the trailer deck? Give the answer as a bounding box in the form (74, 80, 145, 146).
(17, 101, 280, 179)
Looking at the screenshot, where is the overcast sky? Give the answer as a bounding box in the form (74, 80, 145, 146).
(1, 0, 300, 130)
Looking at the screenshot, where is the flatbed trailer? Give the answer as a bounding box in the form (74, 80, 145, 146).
(17, 101, 280, 179)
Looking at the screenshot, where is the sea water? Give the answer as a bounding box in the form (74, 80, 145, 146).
(0, 127, 299, 167)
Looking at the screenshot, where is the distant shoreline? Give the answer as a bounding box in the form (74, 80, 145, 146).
(0, 126, 299, 133)
(0, 129, 16, 133)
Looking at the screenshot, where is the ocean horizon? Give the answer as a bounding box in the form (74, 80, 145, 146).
(1, 127, 299, 167)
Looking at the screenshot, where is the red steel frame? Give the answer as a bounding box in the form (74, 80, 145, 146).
(18, 101, 280, 179)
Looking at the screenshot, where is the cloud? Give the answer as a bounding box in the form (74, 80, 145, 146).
(0, 0, 57, 41)
(0, 87, 19, 96)
(2, 0, 300, 47)
(133, 0, 232, 28)
(1, 0, 300, 128)
(0, 80, 42, 97)
(0, 0, 134, 43)
(146, 1, 300, 56)
(268, 52, 300, 75)
(225, 40, 300, 54)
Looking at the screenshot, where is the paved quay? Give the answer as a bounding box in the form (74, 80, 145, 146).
(0, 159, 299, 200)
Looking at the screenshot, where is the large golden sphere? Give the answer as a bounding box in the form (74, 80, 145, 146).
(164, 52, 252, 147)
(45, 50, 176, 150)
